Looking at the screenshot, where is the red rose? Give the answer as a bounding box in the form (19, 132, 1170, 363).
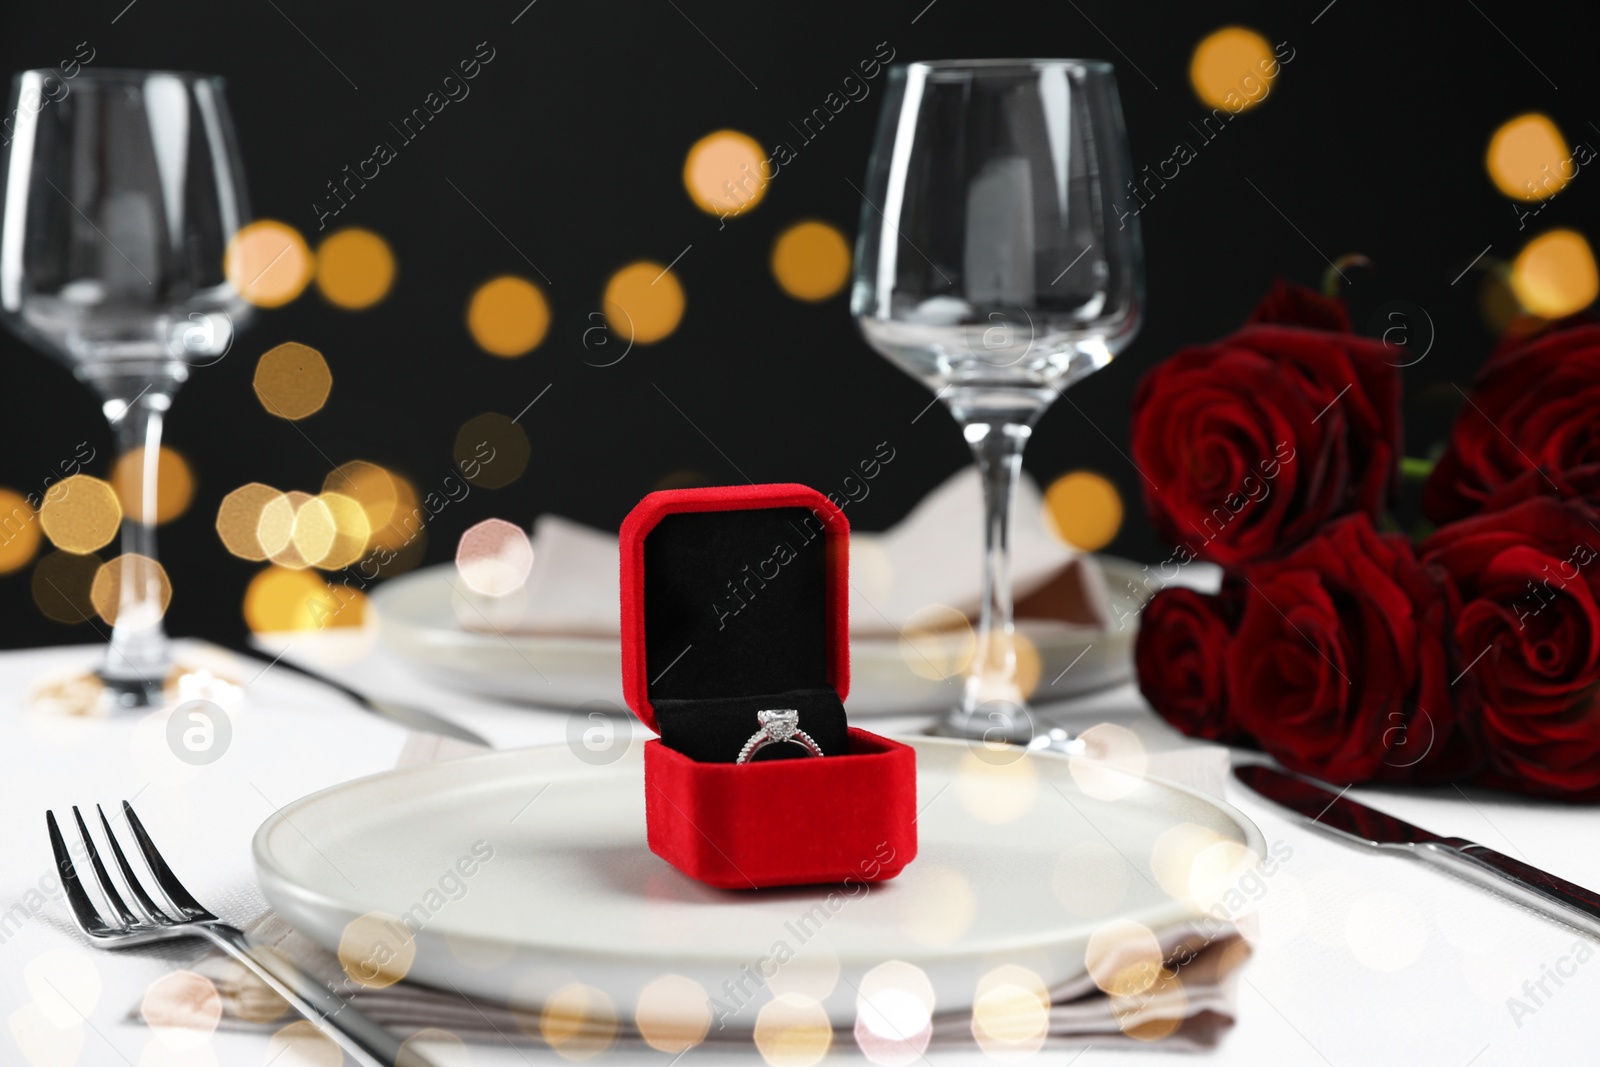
(1136, 586, 1244, 742)
(1247, 278, 1353, 333)
(1228, 515, 1476, 783)
(1422, 498, 1600, 799)
(1131, 324, 1401, 566)
(1477, 463, 1600, 516)
(1424, 323, 1600, 524)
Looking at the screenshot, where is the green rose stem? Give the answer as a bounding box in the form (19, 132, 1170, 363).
(1400, 456, 1436, 482)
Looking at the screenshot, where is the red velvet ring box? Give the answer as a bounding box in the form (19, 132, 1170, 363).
(619, 483, 917, 889)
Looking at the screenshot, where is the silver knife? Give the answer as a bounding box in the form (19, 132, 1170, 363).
(1235, 764, 1600, 940)
(231, 642, 491, 746)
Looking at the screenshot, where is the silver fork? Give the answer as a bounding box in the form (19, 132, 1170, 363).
(48, 800, 425, 1067)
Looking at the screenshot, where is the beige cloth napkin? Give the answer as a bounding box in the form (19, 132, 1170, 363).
(466, 467, 1112, 638)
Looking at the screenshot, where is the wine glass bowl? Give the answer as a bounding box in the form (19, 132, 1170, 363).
(2, 69, 251, 372)
(1, 68, 254, 712)
(853, 59, 1143, 739)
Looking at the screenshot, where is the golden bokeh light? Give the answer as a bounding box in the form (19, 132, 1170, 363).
(634, 974, 712, 1054)
(1044, 470, 1124, 551)
(898, 604, 975, 681)
(289, 494, 337, 568)
(1084, 919, 1164, 997)
(1052, 840, 1130, 918)
(90, 554, 172, 627)
(254, 342, 332, 421)
(364, 471, 422, 556)
(1486, 113, 1571, 201)
(38, 475, 122, 554)
(243, 566, 365, 633)
(1189, 26, 1276, 112)
(112, 446, 195, 526)
(454, 413, 531, 490)
(139, 970, 222, 1050)
(225, 220, 313, 308)
(257, 491, 313, 569)
(337, 913, 415, 990)
(0, 488, 42, 574)
(467, 275, 550, 357)
(1188, 840, 1262, 914)
(31, 550, 101, 624)
(315, 227, 396, 309)
(456, 517, 534, 596)
(1511, 228, 1599, 318)
(684, 129, 768, 216)
(265, 1021, 342, 1067)
(247, 489, 372, 571)
(971, 630, 1042, 703)
(1110, 966, 1186, 1042)
(954, 749, 1039, 824)
(1150, 822, 1225, 901)
(753, 993, 831, 1067)
(324, 461, 400, 531)
(772, 221, 851, 302)
(540, 982, 617, 1060)
(603, 261, 686, 345)
(315, 492, 372, 570)
(969, 965, 1050, 1058)
(215, 483, 286, 562)
(855, 960, 935, 1061)
(1068, 722, 1149, 801)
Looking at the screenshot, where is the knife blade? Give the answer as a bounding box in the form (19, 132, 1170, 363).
(1235, 764, 1600, 940)
(225, 641, 491, 747)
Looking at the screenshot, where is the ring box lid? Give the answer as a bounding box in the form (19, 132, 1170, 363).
(618, 484, 850, 734)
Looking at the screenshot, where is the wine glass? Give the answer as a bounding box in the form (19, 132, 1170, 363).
(852, 60, 1142, 742)
(1, 68, 253, 713)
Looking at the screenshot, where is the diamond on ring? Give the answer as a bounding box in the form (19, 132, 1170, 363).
(736, 709, 824, 764)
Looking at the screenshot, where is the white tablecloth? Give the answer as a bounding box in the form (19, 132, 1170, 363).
(2, 637, 1596, 1066)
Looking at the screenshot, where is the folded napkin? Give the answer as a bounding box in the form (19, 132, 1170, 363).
(465, 467, 1112, 638)
(170, 911, 1247, 1055)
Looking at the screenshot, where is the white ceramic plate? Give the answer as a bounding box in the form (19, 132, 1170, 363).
(254, 736, 1263, 1027)
(370, 559, 1144, 714)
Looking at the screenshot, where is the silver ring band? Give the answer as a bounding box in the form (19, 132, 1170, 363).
(736, 709, 823, 764)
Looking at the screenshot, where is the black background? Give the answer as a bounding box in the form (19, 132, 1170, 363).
(0, 0, 1592, 651)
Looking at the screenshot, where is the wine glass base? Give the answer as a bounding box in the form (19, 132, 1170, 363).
(925, 710, 1084, 756)
(926, 702, 1038, 744)
(28, 662, 245, 717)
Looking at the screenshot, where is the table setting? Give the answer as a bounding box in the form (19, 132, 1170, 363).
(3, 5, 1600, 1066)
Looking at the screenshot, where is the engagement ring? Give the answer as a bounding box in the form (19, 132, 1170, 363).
(735, 709, 823, 764)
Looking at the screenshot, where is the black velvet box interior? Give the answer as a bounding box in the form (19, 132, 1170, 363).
(643, 507, 849, 763)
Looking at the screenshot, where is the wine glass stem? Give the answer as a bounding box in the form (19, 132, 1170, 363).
(948, 416, 1036, 737)
(89, 369, 183, 703)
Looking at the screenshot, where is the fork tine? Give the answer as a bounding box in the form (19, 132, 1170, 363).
(96, 805, 172, 924)
(122, 801, 216, 921)
(46, 811, 114, 937)
(71, 807, 140, 930)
